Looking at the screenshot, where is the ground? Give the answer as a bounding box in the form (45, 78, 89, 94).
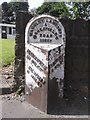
(0, 65, 89, 119)
(0, 96, 88, 119)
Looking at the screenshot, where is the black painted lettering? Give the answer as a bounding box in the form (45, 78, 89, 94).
(59, 34, 62, 37)
(49, 19, 52, 23)
(27, 55, 31, 60)
(39, 28, 43, 31)
(40, 34, 42, 37)
(29, 33, 33, 36)
(27, 49, 47, 71)
(33, 35, 37, 39)
(28, 66, 42, 81)
(55, 33, 57, 36)
(31, 59, 43, 71)
(31, 74, 37, 82)
(27, 70, 30, 74)
(46, 34, 49, 37)
(50, 34, 52, 37)
(45, 23, 47, 26)
(43, 34, 45, 37)
(34, 32, 37, 35)
(56, 36, 58, 40)
(31, 59, 37, 66)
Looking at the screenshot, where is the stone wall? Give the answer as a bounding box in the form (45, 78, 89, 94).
(14, 11, 88, 104)
(14, 11, 33, 89)
(60, 18, 88, 102)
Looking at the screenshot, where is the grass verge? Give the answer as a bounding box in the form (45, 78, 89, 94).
(0, 39, 15, 68)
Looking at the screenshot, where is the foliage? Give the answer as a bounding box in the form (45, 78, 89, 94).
(36, 2, 70, 18)
(68, 2, 90, 19)
(2, 2, 29, 23)
(36, 2, 90, 20)
(8, 2, 29, 13)
(0, 39, 15, 67)
(2, 2, 9, 23)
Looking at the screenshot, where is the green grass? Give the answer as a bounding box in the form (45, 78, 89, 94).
(0, 39, 15, 67)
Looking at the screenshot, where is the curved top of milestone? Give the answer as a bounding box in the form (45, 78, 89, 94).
(25, 14, 66, 45)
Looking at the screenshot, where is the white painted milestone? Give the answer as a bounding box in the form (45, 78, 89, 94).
(25, 15, 66, 97)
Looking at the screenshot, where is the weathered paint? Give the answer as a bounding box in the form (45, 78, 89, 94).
(25, 15, 65, 44)
(26, 43, 65, 95)
(25, 15, 66, 112)
(48, 45, 65, 97)
(26, 43, 48, 90)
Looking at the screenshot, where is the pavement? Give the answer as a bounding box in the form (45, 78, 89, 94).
(0, 66, 89, 119)
(0, 95, 89, 119)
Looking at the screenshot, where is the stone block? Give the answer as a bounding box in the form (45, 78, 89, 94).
(25, 43, 65, 113)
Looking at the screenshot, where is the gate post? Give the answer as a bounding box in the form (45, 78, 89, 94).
(14, 11, 33, 89)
